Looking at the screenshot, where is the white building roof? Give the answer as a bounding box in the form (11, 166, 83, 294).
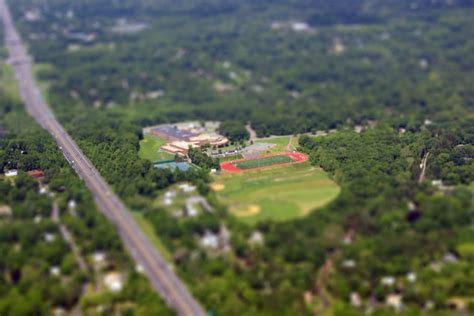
(0, 205, 12, 216)
(200, 231, 219, 249)
(104, 272, 123, 292)
(5, 169, 18, 177)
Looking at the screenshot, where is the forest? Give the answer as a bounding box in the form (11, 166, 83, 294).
(0, 70, 174, 314)
(2, 0, 473, 315)
(10, 0, 474, 137)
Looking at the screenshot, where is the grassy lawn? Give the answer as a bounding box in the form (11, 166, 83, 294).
(468, 182, 474, 193)
(255, 136, 291, 154)
(138, 134, 174, 162)
(290, 135, 300, 149)
(234, 155, 293, 170)
(212, 162, 340, 224)
(0, 63, 19, 98)
(132, 211, 173, 262)
(32, 63, 55, 103)
(219, 154, 244, 162)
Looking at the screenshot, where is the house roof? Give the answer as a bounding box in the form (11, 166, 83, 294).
(0, 205, 12, 216)
(27, 170, 44, 178)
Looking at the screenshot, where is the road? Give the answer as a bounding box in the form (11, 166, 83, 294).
(51, 202, 89, 273)
(51, 202, 89, 316)
(0, 1, 205, 315)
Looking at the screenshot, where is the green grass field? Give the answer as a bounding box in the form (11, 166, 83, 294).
(255, 136, 291, 154)
(212, 162, 340, 224)
(468, 182, 474, 193)
(32, 63, 56, 103)
(234, 155, 293, 170)
(0, 63, 19, 99)
(219, 154, 244, 162)
(138, 134, 175, 162)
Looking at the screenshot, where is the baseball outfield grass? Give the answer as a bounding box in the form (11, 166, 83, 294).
(211, 162, 340, 224)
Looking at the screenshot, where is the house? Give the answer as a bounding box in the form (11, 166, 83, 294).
(304, 291, 314, 305)
(184, 197, 199, 217)
(44, 233, 56, 242)
(342, 259, 356, 269)
(5, 169, 18, 177)
(447, 298, 466, 311)
(386, 294, 403, 311)
(219, 226, 231, 252)
(104, 272, 123, 293)
(199, 227, 231, 252)
(135, 264, 145, 274)
(443, 252, 459, 263)
(0, 205, 12, 216)
(164, 190, 177, 205)
(406, 272, 417, 283)
(350, 292, 362, 308)
(381, 276, 395, 286)
(200, 231, 219, 249)
(179, 183, 196, 193)
(93, 251, 106, 264)
(248, 231, 264, 245)
(53, 307, 65, 316)
(50, 266, 61, 276)
(34, 215, 42, 223)
(291, 22, 311, 32)
(68, 200, 77, 210)
(27, 170, 44, 178)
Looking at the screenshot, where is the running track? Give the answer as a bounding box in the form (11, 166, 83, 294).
(221, 152, 309, 173)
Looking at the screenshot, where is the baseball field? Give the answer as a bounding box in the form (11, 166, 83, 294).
(211, 161, 340, 224)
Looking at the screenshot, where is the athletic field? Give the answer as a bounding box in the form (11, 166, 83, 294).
(211, 162, 340, 224)
(221, 153, 308, 173)
(234, 155, 293, 169)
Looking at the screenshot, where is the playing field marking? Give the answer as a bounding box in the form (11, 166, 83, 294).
(210, 183, 225, 191)
(221, 152, 308, 173)
(232, 205, 261, 217)
(215, 162, 341, 223)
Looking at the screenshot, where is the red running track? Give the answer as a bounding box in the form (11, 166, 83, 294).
(221, 152, 309, 173)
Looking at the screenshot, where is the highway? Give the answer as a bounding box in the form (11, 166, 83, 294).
(0, 1, 205, 315)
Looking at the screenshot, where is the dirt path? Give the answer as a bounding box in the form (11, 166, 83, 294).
(245, 123, 257, 143)
(51, 202, 88, 272)
(418, 151, 429, 183)
(287, 135, 294, 152)
(51, 201, 89, 315)
(312, 230, 355, 315)
(313, 257, 333, 314)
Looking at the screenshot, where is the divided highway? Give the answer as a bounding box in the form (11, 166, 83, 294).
(0, 1, 205, 315)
